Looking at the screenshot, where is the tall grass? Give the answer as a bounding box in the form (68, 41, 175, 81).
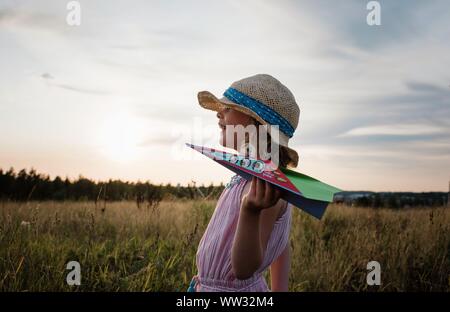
(0, 200, 448, 291)
(290, 205, 449, 291)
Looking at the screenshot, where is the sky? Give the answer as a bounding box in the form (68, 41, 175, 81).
(1, 0, 449, 191)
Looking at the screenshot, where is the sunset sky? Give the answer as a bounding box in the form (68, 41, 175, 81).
(1, 0, 449, 191)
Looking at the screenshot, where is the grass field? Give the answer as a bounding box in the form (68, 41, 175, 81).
(0, 200, 449, 291)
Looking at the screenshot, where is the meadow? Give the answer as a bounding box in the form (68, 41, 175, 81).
(0, 200, 449, 291)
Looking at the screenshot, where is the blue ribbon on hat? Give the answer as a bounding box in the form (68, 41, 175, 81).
(223, 87, 295, 138)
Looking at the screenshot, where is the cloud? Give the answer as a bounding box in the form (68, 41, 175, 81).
(297, 138, 450, 171)
(41, 72, 53, 80)
(39, 72, 110, 95)
(138, 136, 178, 147)
(298, 0, 450, 52)
(52, 83, 110, 95)
(366, 81, 450, 125)
(338, 123, 447, 137)
(406, 81, 450, 94)
(0, 7, 63, 32)
(327, 79, 450, 149)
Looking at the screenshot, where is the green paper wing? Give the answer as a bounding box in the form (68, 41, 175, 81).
(281, 167, 343, 202)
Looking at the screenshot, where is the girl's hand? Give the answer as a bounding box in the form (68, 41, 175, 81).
(242, 177, 282, 214)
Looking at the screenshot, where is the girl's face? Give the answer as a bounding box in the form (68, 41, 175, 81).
(216, 107, 255, 150)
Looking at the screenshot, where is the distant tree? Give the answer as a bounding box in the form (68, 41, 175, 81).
(372, 194, 383, 208)
(355, 196, 370, 207)
(387, 194, 399, 209)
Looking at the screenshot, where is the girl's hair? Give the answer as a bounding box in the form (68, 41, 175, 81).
(240, 119, 298, 169)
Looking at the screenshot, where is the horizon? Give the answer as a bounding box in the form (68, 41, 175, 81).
(2, 165, 449, 194)
(1, 1, 450, 192)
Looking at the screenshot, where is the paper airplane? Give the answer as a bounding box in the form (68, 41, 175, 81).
(186, 143, 343, 220)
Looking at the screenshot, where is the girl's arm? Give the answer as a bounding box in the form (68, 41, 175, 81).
(270, 243, 290, 291)
(231, 177, 284, 280)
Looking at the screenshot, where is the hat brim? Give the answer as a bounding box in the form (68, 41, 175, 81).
(198, 91, 266, 125)
(197, 91, 299, 167)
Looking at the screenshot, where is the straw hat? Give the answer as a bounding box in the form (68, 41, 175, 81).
(197, 74, 300, 167)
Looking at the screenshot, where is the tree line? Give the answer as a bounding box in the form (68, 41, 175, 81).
(338, 192, 448, 209)
(0, 168, 225, 205)
(1, 167, 447, 209)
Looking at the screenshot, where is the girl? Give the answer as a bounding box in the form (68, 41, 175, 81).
(189, 74, 300, 292)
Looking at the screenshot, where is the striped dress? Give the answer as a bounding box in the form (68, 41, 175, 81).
(192, 174, 292, 292)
